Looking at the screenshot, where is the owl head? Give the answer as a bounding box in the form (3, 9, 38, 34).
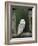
(20, 19, 26, 25)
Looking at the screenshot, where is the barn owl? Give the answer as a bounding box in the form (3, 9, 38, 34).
(17, 19, 26, 35)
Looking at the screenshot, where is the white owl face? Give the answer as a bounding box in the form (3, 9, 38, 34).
(20, 19, 26, 28)
(20, 19, 25, 24)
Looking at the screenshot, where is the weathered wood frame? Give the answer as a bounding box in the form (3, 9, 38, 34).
(5, 1, 37, 45)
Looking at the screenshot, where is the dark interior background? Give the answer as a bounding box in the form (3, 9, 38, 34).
(11, 5, 32, 38)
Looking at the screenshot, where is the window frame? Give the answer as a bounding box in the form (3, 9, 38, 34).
(5, 2, 37, 44)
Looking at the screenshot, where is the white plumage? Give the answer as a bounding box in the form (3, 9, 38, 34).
(17, 19, 26, 35)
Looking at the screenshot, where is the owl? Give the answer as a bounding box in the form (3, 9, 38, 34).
(17, 19, 26, 35)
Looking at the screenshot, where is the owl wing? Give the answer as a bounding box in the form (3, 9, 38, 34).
(17, 23, 25, 35)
